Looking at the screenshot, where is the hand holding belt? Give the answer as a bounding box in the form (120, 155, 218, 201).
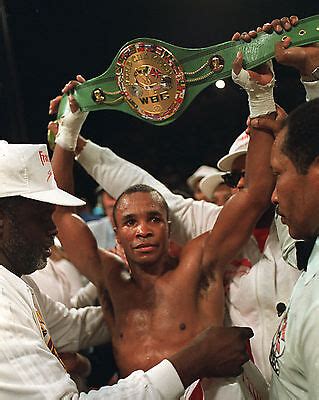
(58, 15, 319, 125)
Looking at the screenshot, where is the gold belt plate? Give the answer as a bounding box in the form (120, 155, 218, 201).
(116, 42, 186, 121)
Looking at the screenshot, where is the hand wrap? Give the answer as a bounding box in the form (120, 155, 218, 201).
(232, 61, 276, 118)
(55, 100, 88, 151)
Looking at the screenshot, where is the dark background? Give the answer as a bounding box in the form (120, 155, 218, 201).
(1, 0, 318, 203)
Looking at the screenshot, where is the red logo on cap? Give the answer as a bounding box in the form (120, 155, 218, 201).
(39, 150, 49, 166)
(47, 169, 53, 182)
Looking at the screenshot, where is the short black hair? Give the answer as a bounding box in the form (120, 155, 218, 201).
(113, 184, 169, 227)
(281, 98, 319, 174)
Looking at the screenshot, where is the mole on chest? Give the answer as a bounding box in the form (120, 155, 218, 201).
(179, 322, 186, 331)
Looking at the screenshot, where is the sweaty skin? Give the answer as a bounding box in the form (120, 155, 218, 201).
(55, 190, 225, 377)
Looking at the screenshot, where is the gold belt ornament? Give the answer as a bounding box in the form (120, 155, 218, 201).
(57, 15, 319, 126)
(115, 42, 186, 121)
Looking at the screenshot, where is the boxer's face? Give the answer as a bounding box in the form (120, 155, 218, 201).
(114, 192, 170, 268)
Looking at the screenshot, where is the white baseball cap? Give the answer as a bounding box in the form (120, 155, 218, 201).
(199, 169, 225, 201)
(217, 131, 250, 172)
(0, 142, 85, 206)
(187, 165, 218, 190)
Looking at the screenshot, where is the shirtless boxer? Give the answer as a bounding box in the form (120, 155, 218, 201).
(51, 54, 275, 386)
(52, 149, 272, 376)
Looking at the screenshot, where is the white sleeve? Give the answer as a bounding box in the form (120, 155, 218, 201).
(26, 277, 111, 352)
(0, 274, 184, 400)
(0, 272, 80, 399)
(300, 79, 319, 101)
(74, 360, 184, 400)
(301, 301, 319, 398)
(70, 281, 99, 308)
(77, 140, 222, 244)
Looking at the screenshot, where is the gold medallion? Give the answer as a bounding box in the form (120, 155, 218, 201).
(116, 42, 186, 121)
(209, 55, 224, 72)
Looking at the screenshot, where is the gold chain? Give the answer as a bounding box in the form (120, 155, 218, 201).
(108, 57, 216, 87)
(100, 96, 124, 105)
(184, 61, 209, 76)
(103, 90, 122, 95)
(183, 56, 221, 83)
(108, 56, 217, 86)
(185, 69, 215, 83)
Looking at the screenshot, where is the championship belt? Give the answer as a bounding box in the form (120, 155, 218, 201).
(58, 15, 319, 126)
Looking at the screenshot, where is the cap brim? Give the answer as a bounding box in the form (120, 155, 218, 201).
(199, 174, 224, 200)
(217, 150, 247, 172)
(21, 188, 85, 206)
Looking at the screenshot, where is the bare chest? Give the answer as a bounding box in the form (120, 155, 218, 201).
(98, 273, 224, 376)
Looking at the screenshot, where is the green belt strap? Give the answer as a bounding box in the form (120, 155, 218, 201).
(57, 14, 319, 126)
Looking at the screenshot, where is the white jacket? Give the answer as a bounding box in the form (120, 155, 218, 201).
(0, 265, 183, 399)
